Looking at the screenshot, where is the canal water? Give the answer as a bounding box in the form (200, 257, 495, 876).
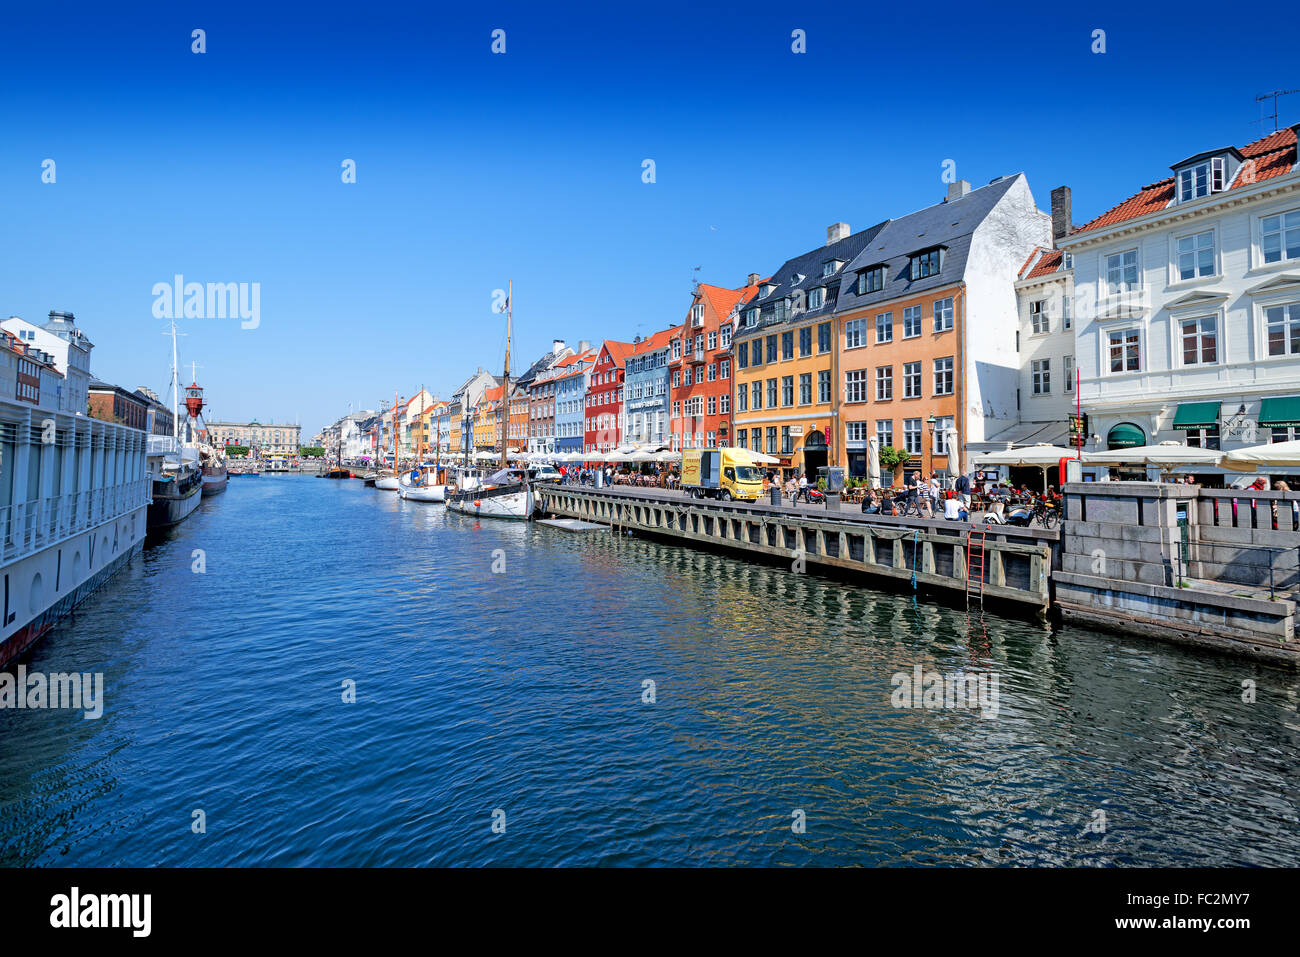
(1, 476, 1297, 867)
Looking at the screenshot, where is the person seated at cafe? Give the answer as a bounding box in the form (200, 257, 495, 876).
(943, 491, 968, 521)
(1249, 476, 1269, 491)
(862, 489, 881, 514)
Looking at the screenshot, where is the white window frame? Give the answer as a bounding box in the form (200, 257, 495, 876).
(1031, 358, 1051, 395)
(1258, 205, 1300, 267)
(1171, 227, 1217, 283)
(1104, 248, 1140, 296)
(875, 312, 892, 343)
(845, 317, 866, 349)
(1106, 326, 1142, 375)
(1177, 314, 1219, 367)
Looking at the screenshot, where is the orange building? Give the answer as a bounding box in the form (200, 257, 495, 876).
(670, 277, 762, 450)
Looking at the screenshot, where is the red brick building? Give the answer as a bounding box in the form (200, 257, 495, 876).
(584, 339, 634, 454)
(669, 277, 762, 450)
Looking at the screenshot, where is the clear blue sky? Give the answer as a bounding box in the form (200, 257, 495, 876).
(3, 1, 1296, 437)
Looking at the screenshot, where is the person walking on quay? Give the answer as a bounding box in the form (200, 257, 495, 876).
(797, 471, 809, 503)
(956, 471, 972, 509)
(761, 472, 771, 496)
(784, 474, 797, 504)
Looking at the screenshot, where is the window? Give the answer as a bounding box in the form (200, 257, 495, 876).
(683, 367, 692, 387)
(781, 426, 792, 454)
(1106, 249, 1139, 293)
(695, 334, 705, 354)
(691, 303, 705, 325)
(736, 429, 747, 450)
(903, 418, 922, 454)
(1180, 316, 1218, 365)
(707, 331, 717, 350)
(933, 298, 953, 333)
(1177, 230, 1215, 280)
(744, 308, 758, 327)
(817, 322, 831, 353)
(708, 395, 717, 415)
(1064, 355, 1075, 393)
(922, 416, 949, 455)
(845, 318, 866, 348)
(1186, 426, 1221, 451)
(720, 325, 731, 349)
(1265, 303, 1300, 356)
(1177, 158, 1225, 203)
(845, 369, 869, 403)
(903, 306, 922, 338)
(1108, 328, 1141, 372)
(720, 359, 730, 379)
(875, 312, 892, 343)
(738, 341, 748, 368)
(934, 357, 953, 396)
(1262, 209, 1300, 264)
(670, 339, 680, 360)
(876, 420, 893, 447)
(1031, 358, 1051, 395)
(1063, 295, 1072, 330)
(911, 248, 942, 279)
(799, 372, 812, 405)
(766, 427, 777, 455)
(858, 266, 886, 295)
(808, 287, 824, 310)
(751, 382, 762, 409)
(672, 370, 680, 388)
(781, 376, 794, 406)
(720, 393, 729, 414)
(1030, 300, 1048, 334)
(767, 378, 778, 408)
(766, 335, 778, 363)
(818, 370, 831, 404)
(798, 326, 812, 357)
(902, 361, 921, 398)
(782, 331, 794, 359)
(737, 386, 747, 412)
(876, 366, 893, 400)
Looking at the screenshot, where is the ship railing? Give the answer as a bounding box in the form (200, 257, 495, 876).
(1, 481, 153, 565)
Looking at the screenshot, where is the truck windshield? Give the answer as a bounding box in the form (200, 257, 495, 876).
(735, 466, 761, 482)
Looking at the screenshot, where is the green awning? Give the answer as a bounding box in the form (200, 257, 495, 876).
(1258, 395, 1300, 429)
(1172, 401, 1221, 430)
(1106, 423, 1146, 449)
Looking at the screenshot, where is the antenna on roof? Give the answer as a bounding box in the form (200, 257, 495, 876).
(1256, 88, 1299, 132)
(691, 265, 701, 295)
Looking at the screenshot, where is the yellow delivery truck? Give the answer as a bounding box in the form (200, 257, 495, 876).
(680, 448, 764, 502)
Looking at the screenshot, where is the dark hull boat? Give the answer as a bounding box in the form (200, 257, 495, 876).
(201, 464, 229, 495)
(148, 466, 203, 529)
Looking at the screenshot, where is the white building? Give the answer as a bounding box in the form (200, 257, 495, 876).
(2, 311, 93, 415)
(1060, 125, 1300, 474)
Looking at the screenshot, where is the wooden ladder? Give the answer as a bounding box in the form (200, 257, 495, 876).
(966, 528, 987, 607)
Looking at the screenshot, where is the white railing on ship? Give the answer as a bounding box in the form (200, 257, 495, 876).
(147, 435, 178, 455)
(0, 478, 151, 564)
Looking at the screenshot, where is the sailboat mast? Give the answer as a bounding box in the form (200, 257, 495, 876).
(501, 279, 511, 473)
(171, 320, 180, 441)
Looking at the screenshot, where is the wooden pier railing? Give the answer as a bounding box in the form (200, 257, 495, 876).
(537, 485, 1055, 608)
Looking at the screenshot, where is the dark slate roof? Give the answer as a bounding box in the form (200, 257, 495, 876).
(735, 221, 890, 340)
(834, 175, 1025, 315)
(514, 349, 565, 388)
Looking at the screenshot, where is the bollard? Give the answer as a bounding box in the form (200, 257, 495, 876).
(770, 487, 781, 507)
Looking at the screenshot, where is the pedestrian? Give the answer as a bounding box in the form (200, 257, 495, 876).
(798, 471, 809, 503)
(956, 471, 972, 508)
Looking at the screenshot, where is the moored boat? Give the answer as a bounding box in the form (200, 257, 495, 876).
(446, 467, 533, 519)
(374, 474, 400, 491)
(397, 464, 447, 502)
(147, 457, 203, 528)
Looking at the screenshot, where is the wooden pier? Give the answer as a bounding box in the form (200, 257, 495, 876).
(537, 485, 1056, 608)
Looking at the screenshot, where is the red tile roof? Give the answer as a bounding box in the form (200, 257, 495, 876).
(630, 325, 680, 354)
(598, 339, 636, 369)
(1021, 248, 1065, 280)
(694, 277, 769, 323)
(1076, 126, 1297, 234)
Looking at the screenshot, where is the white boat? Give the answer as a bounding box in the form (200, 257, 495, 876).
(374, 475, 400, 491)
(446, 467, 534, 520)
(397, 465, 446, 502)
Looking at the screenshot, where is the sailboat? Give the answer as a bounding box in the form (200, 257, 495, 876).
(446, 280, 534, 521)
(146, 322, 204, 530)
(375, 391, 403, 490)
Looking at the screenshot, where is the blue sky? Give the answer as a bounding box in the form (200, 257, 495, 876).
(3, 1, 1297, 436)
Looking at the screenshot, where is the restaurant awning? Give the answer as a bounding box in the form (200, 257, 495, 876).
(1258, 395, 1300, 429)
(1106, 423, 1146, 449)
(1171, 401, 1221, 430)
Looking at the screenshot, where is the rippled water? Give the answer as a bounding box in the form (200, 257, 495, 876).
(1, 477, 1297, 866)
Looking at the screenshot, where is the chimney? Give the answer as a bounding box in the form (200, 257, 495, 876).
(826, 222, 850, 245)
(946, 180, 970, 202)
(553, 339, 565, 355)
(746, 272, 760, 287)
(1051, 186, 1073, 242)
(578, 340, 590, 353)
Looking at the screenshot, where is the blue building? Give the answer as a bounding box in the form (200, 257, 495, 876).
(622, 327, 676, 447)
(554, 347, 596, 454)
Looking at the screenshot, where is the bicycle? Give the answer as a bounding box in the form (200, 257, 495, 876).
(1031, 500, 1059, 528)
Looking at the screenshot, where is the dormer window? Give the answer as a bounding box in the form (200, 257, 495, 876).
(822, 260, 841, 277)
(790, 274, 804, 287)
(691, 303, 704, 326)
(807, 287, 824, 310)
(760, 284, 775, 298)
(857, 265, 886, 295)
(910, 247, 943, 280)
(1172, 147, 1241, 204)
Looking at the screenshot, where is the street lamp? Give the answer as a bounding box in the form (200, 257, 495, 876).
(926, 413, 936, 478)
